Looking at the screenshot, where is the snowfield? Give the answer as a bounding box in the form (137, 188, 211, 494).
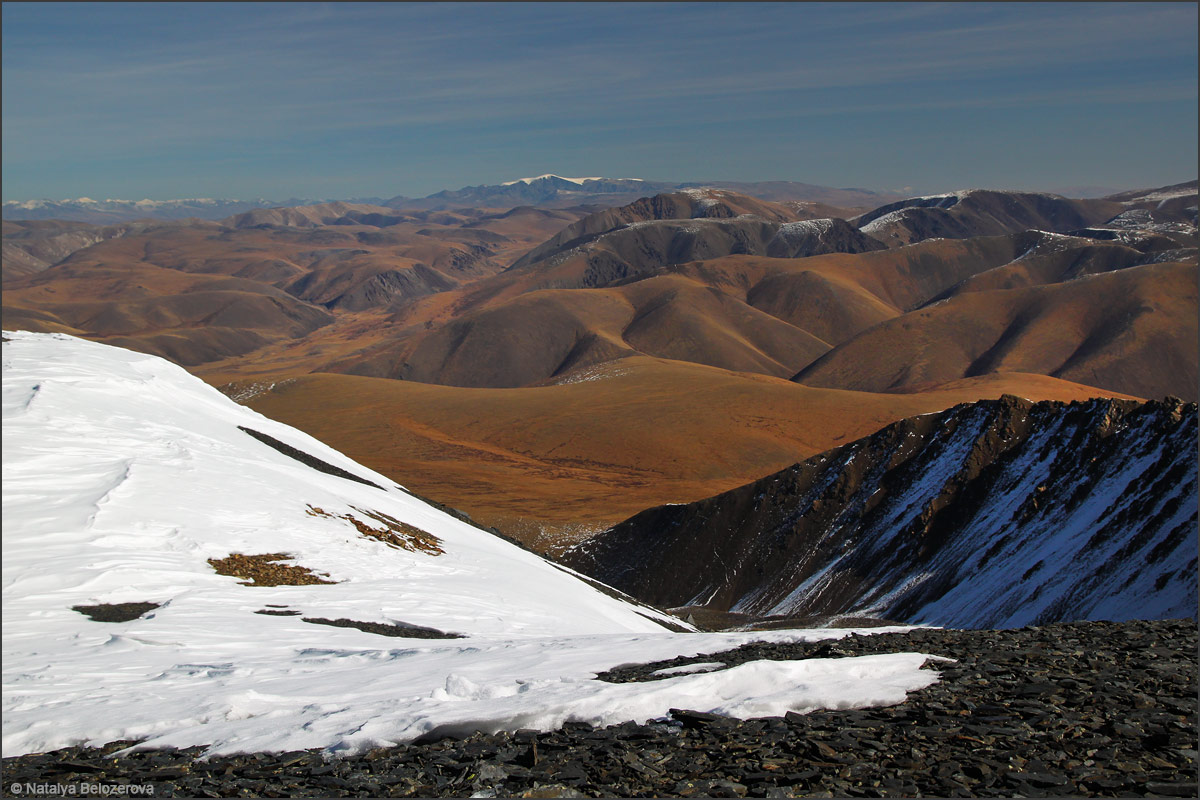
(2, 332, 941, 757)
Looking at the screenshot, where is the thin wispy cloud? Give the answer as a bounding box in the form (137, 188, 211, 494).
(3, 2, 1195, 199)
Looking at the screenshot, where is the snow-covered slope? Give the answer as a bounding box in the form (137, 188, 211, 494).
(2, 332, 941, 756)
(1, 331, 677, 640)
(565, 394, 1198, 629)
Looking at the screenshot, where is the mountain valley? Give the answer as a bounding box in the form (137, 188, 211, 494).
(6, 1, 1199, 789)
(2, 175, 1197, 794)
(3, 178, 1196, 555)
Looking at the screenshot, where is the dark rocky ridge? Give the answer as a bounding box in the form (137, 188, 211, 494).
(3, 619, 1194, 797)
(533, 216, 884, 293)
(509, 192, 884, 286)
(853, 190, 1123, 248)
(561, 396, 1198, 629)
(512, 192, 800, 269)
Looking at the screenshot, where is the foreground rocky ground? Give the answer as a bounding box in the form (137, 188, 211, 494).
(3, 619, 1196, 798)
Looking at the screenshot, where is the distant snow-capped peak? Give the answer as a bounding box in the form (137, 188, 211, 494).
(499, 174, 642, 186)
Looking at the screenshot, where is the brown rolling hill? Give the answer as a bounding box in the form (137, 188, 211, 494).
(2, 219, 174, 281)
(461, 205, 588, 242)
(225, 200, 409, 229)
(0, 254, 336, 365)
(932, 231, 1185, 296)
(794, 259, 1198, 401)
(317, 227, 1184, 389)
(237, 355, 1138, 553)
(176, 232, 1025, 387)
(11, 187, 1184, 392)
(1, 203, 589, 365)
(329, 274, 829, 387)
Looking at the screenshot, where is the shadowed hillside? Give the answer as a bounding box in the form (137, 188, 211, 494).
(562, 395, 1197, 627)
(853, 189, 1122, 247)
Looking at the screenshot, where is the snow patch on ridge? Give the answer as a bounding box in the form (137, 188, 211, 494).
(772, 218, 836, 240)
(858, 209, 912, 236)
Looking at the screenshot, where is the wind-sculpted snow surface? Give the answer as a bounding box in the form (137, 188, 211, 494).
(1, 332, 941, 756)
(564, 394, 1198, 629)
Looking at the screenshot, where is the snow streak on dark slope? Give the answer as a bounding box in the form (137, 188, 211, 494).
(852, 190, 1122, 248)
(562, 396, 1198, 629)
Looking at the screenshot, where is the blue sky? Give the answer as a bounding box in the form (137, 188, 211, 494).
(3, 2, 1196, 201)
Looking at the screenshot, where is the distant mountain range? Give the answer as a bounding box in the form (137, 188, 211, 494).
(379, 175, 906, 213)
(9, 176, 1194, 228)
(2, 176, 906, 223)
(1, 196, 323, 224)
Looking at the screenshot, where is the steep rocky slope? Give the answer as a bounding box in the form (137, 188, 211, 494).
(562, 395, 1197, 629)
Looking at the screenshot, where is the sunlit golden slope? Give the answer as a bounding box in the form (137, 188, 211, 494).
(242, 356, 1138, 553)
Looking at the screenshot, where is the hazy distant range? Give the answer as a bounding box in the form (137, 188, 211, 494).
(7, 175, 928, 224)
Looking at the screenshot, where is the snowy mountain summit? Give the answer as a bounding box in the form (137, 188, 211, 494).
(2, 332, 941, 757)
